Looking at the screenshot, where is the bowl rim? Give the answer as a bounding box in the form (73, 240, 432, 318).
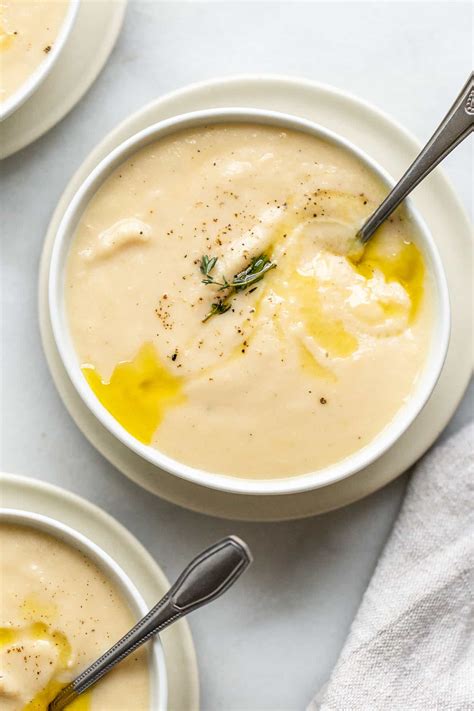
(48, 106, 451, 496)
(0, 0, 80, 121)
(0, 507, 167, 710)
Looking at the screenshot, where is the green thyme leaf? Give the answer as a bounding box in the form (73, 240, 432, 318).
(199, 253, 276, 322)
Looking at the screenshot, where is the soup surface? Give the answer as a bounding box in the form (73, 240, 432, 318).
(66, 123, 432, 478)
(0, 0, 69, 104)
(0, 524, 149, 710)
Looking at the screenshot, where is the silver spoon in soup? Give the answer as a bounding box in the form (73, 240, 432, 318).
(353, 72, 473, 253)
(49, 536, 252, 711)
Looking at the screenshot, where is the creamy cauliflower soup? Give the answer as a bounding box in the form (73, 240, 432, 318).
(65, 124, 432, 479)
(0, 0, 69, 104)
(0, 524, 149, 710)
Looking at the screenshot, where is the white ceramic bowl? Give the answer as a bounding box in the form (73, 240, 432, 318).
(0, 508, 167, 710)
(0, 0, 79, 121)
(49, 108, 450, 497)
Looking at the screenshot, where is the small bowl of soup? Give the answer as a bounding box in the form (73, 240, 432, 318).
(0, 0, 79, 120)
(0, 509, 167, 710)
(49, 108, 450, 497)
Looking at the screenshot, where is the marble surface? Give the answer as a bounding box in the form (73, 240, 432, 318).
(1, 2, 472, 709)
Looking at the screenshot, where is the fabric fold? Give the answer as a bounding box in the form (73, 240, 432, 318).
(309, 422, 474, 711)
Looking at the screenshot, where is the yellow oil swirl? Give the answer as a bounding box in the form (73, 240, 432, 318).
(298, 341, 337, 381)
(0, 627, 16, 646)
(0, 623, 91, 711)
(24, 682, 90, 711)
(267, 217, 359, 366)
(83, 342, 185, 444)
(271, 218, 424, 371)
(352, 238, 424, 321)
(0, 17, 14, 51)
(292, 272, 359, 358)
(20, 594, 57, 622)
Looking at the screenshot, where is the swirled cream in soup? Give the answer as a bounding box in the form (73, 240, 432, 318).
(0, 524, 149, 710)
(0, 0, 69, 104)
(66, 124, 432, 478)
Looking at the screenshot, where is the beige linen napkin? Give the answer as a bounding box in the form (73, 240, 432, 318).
(309, 421, 474, 711)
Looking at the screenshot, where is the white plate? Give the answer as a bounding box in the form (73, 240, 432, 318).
(0, 0, 126, 159)
(39, 74, 473, 521)
(0, 472, 199, 710)
(0, 0, 79, 121)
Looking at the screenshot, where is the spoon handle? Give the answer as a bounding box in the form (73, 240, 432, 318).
(358, 72, 474, 244)
(49, 536, 252, 711)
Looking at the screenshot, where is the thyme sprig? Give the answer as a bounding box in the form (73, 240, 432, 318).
(200, 253, 276, 322)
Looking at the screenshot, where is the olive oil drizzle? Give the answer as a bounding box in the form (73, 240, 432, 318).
(83, 342, 185, 445)
(0, 623, 91, 711)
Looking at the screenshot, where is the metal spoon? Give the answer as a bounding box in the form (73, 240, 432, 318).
(48, 536, 252, 711)
(356, 72, 473, 245)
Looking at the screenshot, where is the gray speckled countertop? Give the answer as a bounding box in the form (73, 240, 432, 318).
(1, 2, 472, 709)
